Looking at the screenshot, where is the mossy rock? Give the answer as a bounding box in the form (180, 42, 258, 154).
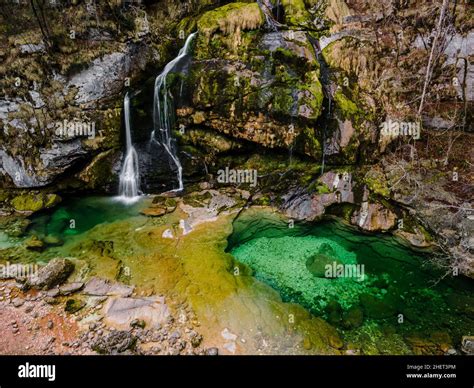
(152, 196, 178, 209)
(253, 195, 271, 206)
(334, 89, 360, 121)
(298, 126, 322, 159)
(65, 298, 86, 314)
(359, 293, 397, 319)
(25, 235, 46, 252)
(342, 306, 364, 329)
(298, 70, 324, 119)
(197, 2, 264, 37)
(0, 216, 31, 238)
(364, 169, 390, 198)
(280, 0, 312, 27)
(308, 180, 331, 194)
(325, 299, 343, 325)
(182, 191, 212, 207)
(10, 193, 61, 213)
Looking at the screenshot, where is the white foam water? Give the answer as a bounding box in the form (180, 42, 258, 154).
(152, 32, 197, 193)
(118, 92, 140, 203)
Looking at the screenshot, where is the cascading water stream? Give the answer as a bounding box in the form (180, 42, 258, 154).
(307, 34, 332, 175)
(151, 32, 197, 193)
(257, 0, 282, 31)
(118, 92, 140, 202)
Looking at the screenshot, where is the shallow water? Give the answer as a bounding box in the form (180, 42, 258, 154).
(228, 208, 474, 354)
(27, 196, 147, 240)
(23, 200, 474, 354)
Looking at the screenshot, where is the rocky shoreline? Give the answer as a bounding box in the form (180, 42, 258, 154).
(0, 260, 214, 356)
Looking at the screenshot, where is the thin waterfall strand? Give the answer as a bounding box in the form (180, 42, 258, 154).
(152, 32, 197, 193)
(118, 92, 140, 201)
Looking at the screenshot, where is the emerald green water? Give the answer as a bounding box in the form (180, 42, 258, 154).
(228, 209, 474, 354)
(21, 199, 473, 354)
(27, 196, 146, 241)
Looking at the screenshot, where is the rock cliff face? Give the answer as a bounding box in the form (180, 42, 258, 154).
(0, 1, 472, 276)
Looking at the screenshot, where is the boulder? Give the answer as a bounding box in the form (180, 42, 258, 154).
(359, 293, 396, 319)
(342, 306, 364, 329)
(92, 331, 137, 355)
(104, 296, 170, 330)
(351, 202, 396, 232)
(25, 236, 46, 252)
(26, 258, 74, 290)
(461, 336, 474, 355)
(140, 206, 167, 217)
(10, 193, 61, 214)
(305, 243, 343, 278)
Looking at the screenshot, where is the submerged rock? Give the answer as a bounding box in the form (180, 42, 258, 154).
(342, 306, 364, 329)
(140, 206, 167, 217)
(305, 243, 343, 278)
(65, 298, 86, 313)
(0, 216, 31, 237)
(25, 235, 46, 252)
(359, 293, 396, 319)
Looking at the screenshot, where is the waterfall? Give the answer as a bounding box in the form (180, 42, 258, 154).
(118, 92, 140, 202)
(307, 34, 332, 175)
(151, 32, 197, 193)
(257, 0, 281, 31)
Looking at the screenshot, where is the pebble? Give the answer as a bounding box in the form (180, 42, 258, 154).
(206, 347, 219, 356)
(12, 297, 24, 308)
(47, 320, 54, 330)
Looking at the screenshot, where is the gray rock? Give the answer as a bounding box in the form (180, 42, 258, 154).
(91, 331, 137, 355)
(206, 347, 219, 356)
(104, 296, 170, 330)
(83, 277, 134, 297)
(461, 336, 474, 355)
(46, 288, 60, 298)
(12, 297, 24, 308)
(27, 258, 74, 290)
(67, 44, 147, 105)
(39, 139, 88, 178)
(19, 43, 45, 54)
(59, 282, 84, 295)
